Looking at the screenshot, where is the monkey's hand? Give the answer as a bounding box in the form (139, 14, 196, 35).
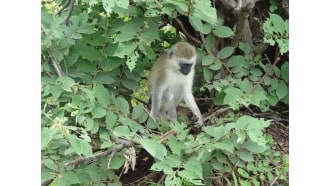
(193, 117, 204, 128)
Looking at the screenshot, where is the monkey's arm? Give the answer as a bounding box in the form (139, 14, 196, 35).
(184, 93, 203, 127)
(150, 86, 163, 119)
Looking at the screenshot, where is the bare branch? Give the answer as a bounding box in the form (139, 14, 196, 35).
(48, 48, 65, 77)
(64, 137, 134, 170)
(57, 0, 75, 25)
(173, 18, 202, 45)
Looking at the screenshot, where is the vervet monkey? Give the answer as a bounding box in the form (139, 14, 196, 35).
(148, 41, 203, 127)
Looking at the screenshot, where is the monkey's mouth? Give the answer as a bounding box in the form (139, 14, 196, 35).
(179, 63, 192, 75)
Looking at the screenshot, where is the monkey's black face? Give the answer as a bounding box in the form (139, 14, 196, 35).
(179, 63, 193, 75)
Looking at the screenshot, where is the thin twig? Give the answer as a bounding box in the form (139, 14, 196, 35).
(203, 106, 231, 122)
(63, 138, 133, 170)
(143, 107, 162, 134)
(270, 176, 279, 186)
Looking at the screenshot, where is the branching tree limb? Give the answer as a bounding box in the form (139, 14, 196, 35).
(57, 0, 75, 25)
(247, 54, 280, 95)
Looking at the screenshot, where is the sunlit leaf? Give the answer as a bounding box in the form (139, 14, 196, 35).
(139, 138, 167, 160)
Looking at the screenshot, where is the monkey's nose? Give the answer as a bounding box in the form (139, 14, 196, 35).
(179, 63, 192, 75)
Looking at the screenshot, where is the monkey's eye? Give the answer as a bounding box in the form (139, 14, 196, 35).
(168, 49, 174, 58)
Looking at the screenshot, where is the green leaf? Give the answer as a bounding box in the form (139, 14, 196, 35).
(94, 84, 110, 106)
(41, 128, 54, 150)
(119, 116, 144, 132)
(151, 161, 173, 175)
(165, 0, 188, 13)
(212, 139, 234, 153)
(198, 148, 212, 163)
(238, 150, 254, 162)
(237, 79, 253, 93)
(114, 32, 136, 42)
(57, 171, 79, 186)
(113, 42, 138, 58)
(227, 55, 246, 68)
(102, 0, 115, 13)
(139, 138, 167, 160)
(77, 24, 95, 34)
(106, 111, 117, 129)
(115, 0, 129, 9)
(202, 55, 214, 66)
(184, 157, 203, 179)
(203, 67, 213, 82)
(189, 16, 212, 34)
(193, 0, 217, 25)
(138, 42, 156, 60)
(84, 34, 105, 46)
(67, 134, 93, 157)
(178, 170, 204, 185)
(140, 20, 160, 42)
(126, 51, 138, 72)
(269, 78, 278, 91)
(145, 9, 162, 17)
(276, 82, 288, 100)
(165, 154, 181, 167)
(237, 168, 250, 179)
(213, 25, 234, 38)
(41, 168, 53, 182)
(115, 97, 130, 115)
(203, 125, 226, 139)
(269, 13, 286, 34)
(281, 61, 289, 81)
(41, 7, 53, 28)
(218, 46, 235, 59)
(168, 136, 184, 156)
(75, 60, 97, 73)
(223, 87, 244, 109)
(42, 158, 58, 171)
(95, 72, 116, 85)
(122, 76, 139, 90)
(77, 43, 101, 61)
(109, 156, 125, 169)
(205, 35, 215, 54)
(74, 169, 91, 184)
(250, 68, 263, 77)
(213, 81, 222, 93)
(100, 57, 125, 71)
(132, 104, 144, 119)
(209, 60, 221, 70)
(151, 154, 181, 173)
(57, 76, 76, 92)
(113, 126, 133, 137)
(91, 105, 107, 118)
(239, 42, 251, 55)
(243, 140, 266, 153)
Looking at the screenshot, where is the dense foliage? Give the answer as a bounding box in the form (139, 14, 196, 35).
(41, 0, 289, 185)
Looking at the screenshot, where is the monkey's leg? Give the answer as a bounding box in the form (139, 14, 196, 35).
(166, 106, 177, 122)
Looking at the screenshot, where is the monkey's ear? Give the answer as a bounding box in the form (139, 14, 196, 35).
(168, 48, 174, 59)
